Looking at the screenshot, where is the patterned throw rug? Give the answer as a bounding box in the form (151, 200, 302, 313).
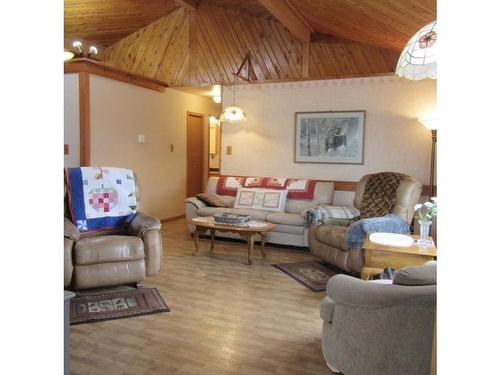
(273, 261, 339, 292)
(70, 287, 169, 325)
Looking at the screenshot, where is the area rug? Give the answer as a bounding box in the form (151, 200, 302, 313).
(272, 261, 338, 292)
(70, 287, 169, 325)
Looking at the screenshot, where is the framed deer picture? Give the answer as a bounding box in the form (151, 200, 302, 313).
(294, 111, 365, 164)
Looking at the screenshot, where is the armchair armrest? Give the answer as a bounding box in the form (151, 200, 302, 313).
(64, 237, 74, 288)
(326, 274, 436, 308)
(64, 217, 80, 241)
(184, 197, 207, 210)
(126, 212, 162, 237)
(126, 212, 162, 276)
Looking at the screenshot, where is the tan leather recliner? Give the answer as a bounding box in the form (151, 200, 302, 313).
(308, 173, 422, 274)
(64, 172, 163, 290)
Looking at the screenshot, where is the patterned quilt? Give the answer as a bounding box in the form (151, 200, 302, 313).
(216, 176, 317, 200)
(65, 167, 137, 233)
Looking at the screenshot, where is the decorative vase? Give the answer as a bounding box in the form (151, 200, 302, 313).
(418, 220, 432, 245)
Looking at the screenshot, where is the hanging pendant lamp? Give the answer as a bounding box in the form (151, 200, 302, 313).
(220, 76, 247, 124)
(395, 21, 437, 80)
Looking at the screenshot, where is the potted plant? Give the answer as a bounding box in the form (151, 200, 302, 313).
(414, 197, 437, 245)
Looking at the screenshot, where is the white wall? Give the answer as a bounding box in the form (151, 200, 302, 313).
(221, 76, 436, 205)
(89, 75, 220, 219)
(64, 74, 80, 167)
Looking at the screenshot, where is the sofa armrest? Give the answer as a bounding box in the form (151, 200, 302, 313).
(64, 217, 80, 242)
(326, 274, 436, 308)
(126, 212, 162, 237)
(64, 237, 74, 288)
(184, 197, 207, 210)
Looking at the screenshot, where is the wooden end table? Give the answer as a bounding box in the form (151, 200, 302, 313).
(188, 218, 277, 265)
(361, 234, 437, 280)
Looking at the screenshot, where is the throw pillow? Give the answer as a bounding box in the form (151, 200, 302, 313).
(234, 188, 288, 212)
(196, 193, 227, 208)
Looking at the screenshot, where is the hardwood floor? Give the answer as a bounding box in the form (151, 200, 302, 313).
(70, 219, 332, 375)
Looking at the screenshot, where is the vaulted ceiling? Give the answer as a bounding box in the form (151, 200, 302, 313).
(64, 0, 436, 85)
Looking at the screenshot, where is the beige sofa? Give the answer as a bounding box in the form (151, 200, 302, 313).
(185, 176, 335, 247)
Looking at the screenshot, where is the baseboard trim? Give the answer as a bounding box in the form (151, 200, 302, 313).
(160, 215, 185, 223)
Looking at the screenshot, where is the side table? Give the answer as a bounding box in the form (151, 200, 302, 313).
(361, 234, 437, 280)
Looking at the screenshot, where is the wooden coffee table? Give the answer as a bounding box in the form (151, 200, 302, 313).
(188, 218, 277, 265)
(361, 234, 437, 280)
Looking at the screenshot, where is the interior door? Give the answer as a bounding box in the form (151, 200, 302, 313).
(186, 112, 204, 197)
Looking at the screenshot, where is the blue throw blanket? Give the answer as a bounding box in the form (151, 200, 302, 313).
(65, 167, 137, 233)
(346, 214, 409, 249)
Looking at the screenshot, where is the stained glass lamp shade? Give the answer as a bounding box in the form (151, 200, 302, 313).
(220, 81, 247, 124)
(396, 21, 437, 80)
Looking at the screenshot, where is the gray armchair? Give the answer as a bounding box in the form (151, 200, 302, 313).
(320, 262, 436, 375)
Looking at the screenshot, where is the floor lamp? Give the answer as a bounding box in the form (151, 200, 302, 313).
(419, 117, 437, 198)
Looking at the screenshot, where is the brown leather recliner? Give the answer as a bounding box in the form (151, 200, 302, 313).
(308, 173, 422, 274)
(64, 173, 163, 290)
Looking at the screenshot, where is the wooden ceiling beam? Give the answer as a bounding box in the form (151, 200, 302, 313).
(174, 0, 199, 12)
(257, 0, 312, 43)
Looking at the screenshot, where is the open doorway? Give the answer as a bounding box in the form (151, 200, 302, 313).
(208, 115, 221, 176)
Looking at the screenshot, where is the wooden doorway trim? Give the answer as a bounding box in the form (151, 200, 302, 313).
(186, 111, 206, 197)
(78, 72, 90, 166)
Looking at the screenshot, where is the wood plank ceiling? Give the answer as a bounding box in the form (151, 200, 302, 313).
(289, 0, 436, 50)
(65, 0, 436, 85)
(64, 0, 181, 47)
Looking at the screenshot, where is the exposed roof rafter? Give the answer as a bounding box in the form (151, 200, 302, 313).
(174, 0, 199, 12)
(257, 0, 312, 43)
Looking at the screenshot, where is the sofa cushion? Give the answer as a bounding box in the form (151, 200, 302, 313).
(197, 206, 269, 221)
(285, 199, 319, 214)
(218, 195, 235, 207)
(266, 212, 304, 226)
(314, 224, 348, 251)
(196, 193, 227, 207)
(312, 182, 335, 204)
(75, 235, 145, 266)
(272, 224, 304, 235)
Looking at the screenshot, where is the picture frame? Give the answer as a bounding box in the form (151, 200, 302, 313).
(294, 110, 365, 164)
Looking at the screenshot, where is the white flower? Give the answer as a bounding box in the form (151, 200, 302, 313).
(424, 202, 433, 208)
(431, 197, 438, 203)
(414, 204, 423, 210)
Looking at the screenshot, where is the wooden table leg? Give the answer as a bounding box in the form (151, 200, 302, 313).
(260, 232, 267, 257)
(210, 229, 215, 252)
(361, 266, 384, 281)
(247, 234, 255, 265)
(192, 228, 200, 256)
(360, 268, 371, 281)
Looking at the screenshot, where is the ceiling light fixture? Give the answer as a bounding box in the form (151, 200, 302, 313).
(71, 40, 99, 59)
(64, 51, 75, 61)
(395, 21, 437, 80)
(220, 76, 247, 124)
(209, 115, 220, 125)
(211, 84, 222, 103)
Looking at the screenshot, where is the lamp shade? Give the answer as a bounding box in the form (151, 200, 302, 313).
(419, 116, 437, 130)
(220, 105, 247, 123)
(64, 51, 74, 61)
(396, 21, 437, 80)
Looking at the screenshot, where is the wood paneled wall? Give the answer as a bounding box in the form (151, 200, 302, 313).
(103, 4, 399, 86)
